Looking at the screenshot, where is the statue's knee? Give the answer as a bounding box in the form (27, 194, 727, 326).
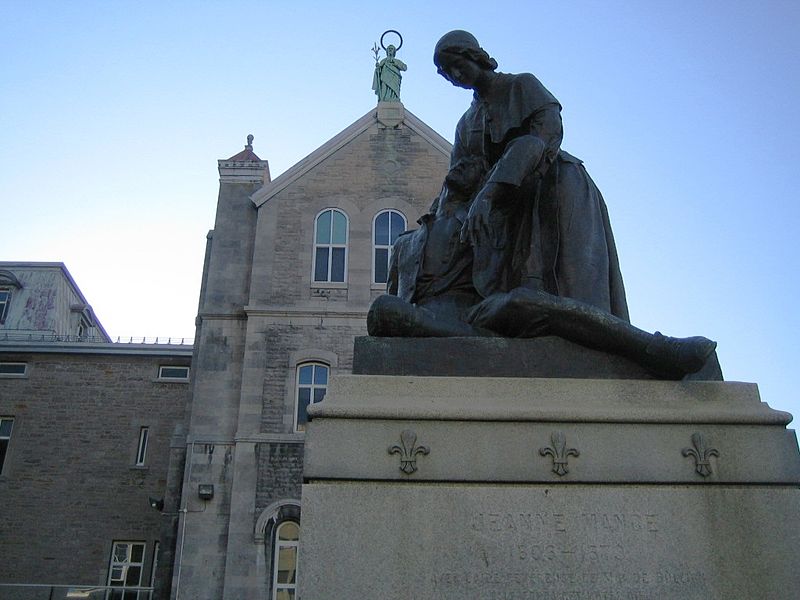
(507, 287, 547, 311)
(367, 295, 416, 336)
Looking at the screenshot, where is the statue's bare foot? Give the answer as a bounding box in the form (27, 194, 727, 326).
(645, 332, 717, 379)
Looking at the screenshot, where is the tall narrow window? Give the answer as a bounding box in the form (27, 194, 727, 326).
(135, 427, 149, 466)
(272, 521, 299, 600)
(294, 363, 328, 432)
(313, 209, 348, 283)
(0, 288, 11, 324)
(0, 418, 14, 474)
(106, 541, 145, 599)
(373, 210, 407, 284)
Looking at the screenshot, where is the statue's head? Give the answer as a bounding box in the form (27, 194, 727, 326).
(386, 44, 396, 58)
(433, 30, 497, 74)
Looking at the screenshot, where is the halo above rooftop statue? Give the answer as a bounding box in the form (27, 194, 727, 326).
(372, 30, 407, 102)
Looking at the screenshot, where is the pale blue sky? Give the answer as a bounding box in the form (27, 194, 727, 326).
(1, 1, 798, 417)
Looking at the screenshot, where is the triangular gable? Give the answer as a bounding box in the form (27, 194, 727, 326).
(251, 105, 452, 208)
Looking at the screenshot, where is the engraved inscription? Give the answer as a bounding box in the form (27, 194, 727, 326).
(431, 509, 710, 599)
(469, 511, 659, 536)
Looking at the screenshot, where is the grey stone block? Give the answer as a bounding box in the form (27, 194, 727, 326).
(300, 483, 800, 600)
(300, 374, 800, 599)
(353, 336, 723, 380)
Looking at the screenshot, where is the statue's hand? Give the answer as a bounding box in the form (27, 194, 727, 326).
(460, 183, 499, 245)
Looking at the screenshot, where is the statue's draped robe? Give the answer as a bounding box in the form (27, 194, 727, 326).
(452, 72, 629, 320)
(372, 58, 406, 101)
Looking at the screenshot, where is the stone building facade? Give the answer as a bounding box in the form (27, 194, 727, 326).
(173, 102, 450, 599)
(0, 100, 451, 599)
(0, 263, 192, 599)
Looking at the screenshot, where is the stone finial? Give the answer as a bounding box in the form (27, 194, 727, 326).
(246, 134, 254, 150)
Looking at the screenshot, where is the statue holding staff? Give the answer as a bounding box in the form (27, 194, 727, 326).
(373, 30, 407, 102)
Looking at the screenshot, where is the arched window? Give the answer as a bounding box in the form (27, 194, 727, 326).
(295, 362, 328, 432)
(313, 209, 348, 283)
(373, 209, 407, 284)
(272, 521, 299, 600)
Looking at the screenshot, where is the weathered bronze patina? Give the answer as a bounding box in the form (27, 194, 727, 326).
(372, 30, 407, 102)
(367, 30, 715, 379)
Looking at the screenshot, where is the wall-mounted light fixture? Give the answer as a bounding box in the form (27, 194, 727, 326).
(198, 484, 214, 500)
(148, 496, 164, 511)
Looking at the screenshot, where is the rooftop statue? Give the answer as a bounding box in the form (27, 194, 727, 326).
(367, 30, 716, 379)
(372, 30, 407, 102)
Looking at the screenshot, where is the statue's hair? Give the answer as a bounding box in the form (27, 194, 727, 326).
(433, 30, 498, 71)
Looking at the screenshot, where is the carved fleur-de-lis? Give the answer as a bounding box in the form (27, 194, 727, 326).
(388, 429, 430, 474)
(539, 431, 579, 476)
(682, 432, 719, 477)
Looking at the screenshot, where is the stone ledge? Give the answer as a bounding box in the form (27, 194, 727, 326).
(308, 376, 786, 425)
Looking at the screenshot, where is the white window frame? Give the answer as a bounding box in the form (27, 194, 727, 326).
(106, 541, 146, 599)
(135, 427, 149, 466)
(149, 541, 159, 599)
(272, 521, 299, 600)
(0, 362, 27, 378)
(0, 417, 14, 474)
(372, 209, 407, 285)
(157, 365, 189, 381)
(293, 362, 329, 433)
(312, 208, 349, 284)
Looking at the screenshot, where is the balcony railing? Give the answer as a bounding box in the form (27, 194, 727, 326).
(0, 583, 154, 599)
(0, 332, 193, 345)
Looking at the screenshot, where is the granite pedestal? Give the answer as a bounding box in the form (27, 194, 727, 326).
(299, 339, 799, 599)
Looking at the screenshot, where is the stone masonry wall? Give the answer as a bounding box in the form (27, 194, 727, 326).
(0, 350, 190, 594)
(250, 122, 450, 308)
(254, 442, 304, 519)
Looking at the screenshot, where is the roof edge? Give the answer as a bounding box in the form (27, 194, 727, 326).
(252, 108, 377, 208)
(251, 104, 454, 208)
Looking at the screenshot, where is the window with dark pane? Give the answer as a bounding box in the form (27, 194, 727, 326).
(272, 521, 299, 600)
(0, 288, 11, 324)
(0, 363, 26, 376)
(135, 427, 149, 466)
(373, 209, 407, 283)
(107, 541, 146, 599)
(158, 365, 189, 380)
(295, 363, 329, 432)
(312, 209, 348, 283)
(0, 418, 13, 473)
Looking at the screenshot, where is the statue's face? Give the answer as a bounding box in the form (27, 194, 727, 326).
(387, 45, 396, 58)
(436, 54, 482, 90)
